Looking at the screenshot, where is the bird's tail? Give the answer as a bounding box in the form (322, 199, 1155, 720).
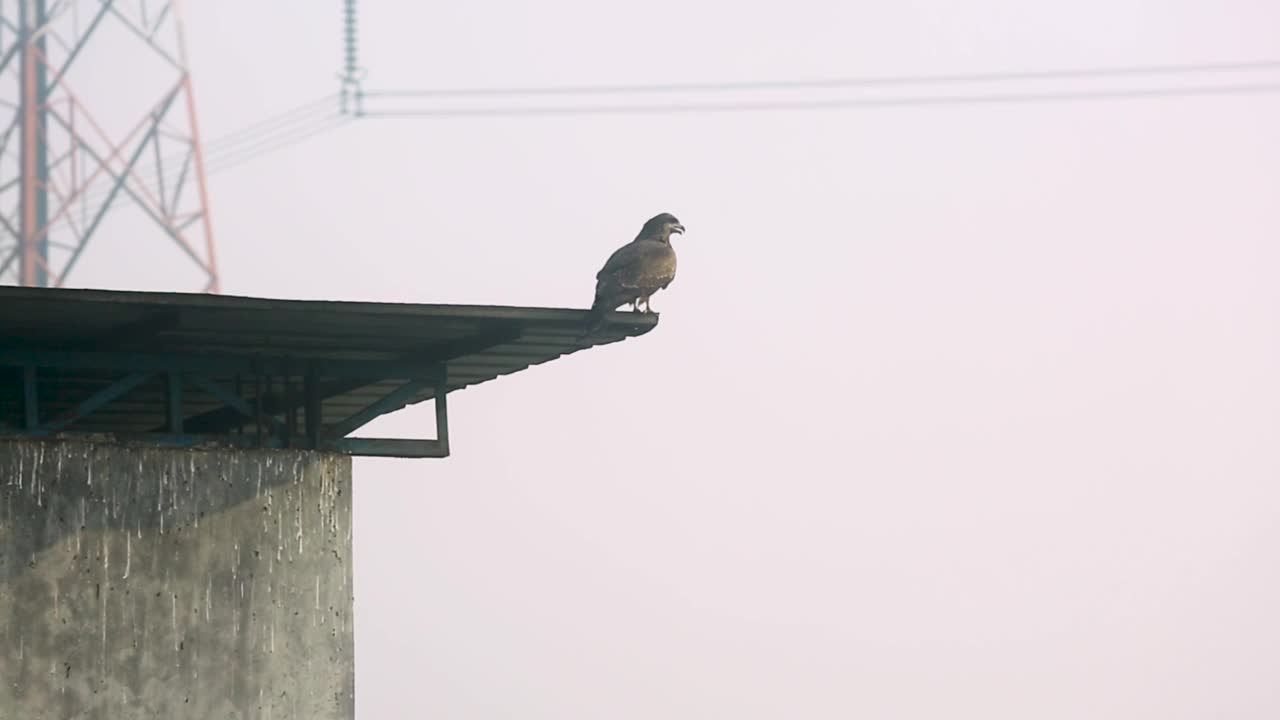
(581, 303, 607, 338)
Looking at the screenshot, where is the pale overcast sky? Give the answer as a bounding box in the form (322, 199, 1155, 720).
(66, 1, 1280, 717)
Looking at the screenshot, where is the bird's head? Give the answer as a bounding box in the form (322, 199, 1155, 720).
(638, 212, 686, 241)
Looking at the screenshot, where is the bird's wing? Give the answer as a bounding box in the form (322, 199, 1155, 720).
(598, 241, 674, 287)
(596, 240, 647, 282)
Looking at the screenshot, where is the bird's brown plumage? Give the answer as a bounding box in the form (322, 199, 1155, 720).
(583, 213, 684, 334)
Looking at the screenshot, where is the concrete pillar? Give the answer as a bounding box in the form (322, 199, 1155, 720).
(0, 439, 354, 719)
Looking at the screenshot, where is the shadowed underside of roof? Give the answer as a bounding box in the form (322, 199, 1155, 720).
(0, 286, 658, 457)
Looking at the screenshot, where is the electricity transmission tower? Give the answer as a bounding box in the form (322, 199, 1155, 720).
(0, 0, 218, 291)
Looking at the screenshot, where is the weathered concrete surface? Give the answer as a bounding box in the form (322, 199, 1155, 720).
(0, 439, 354, 719)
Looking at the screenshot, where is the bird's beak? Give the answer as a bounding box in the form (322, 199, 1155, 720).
(671, 223, 686, 235)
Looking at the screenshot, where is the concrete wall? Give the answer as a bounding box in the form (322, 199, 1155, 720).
(0, 439, 354, 720)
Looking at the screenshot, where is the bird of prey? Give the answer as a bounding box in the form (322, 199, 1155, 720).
(584, 213, 686, 335)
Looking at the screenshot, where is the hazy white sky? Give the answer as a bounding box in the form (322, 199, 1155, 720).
(67, 1, 1280, 717)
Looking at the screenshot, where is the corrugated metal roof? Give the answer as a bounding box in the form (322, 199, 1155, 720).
(0, 286, 657, 443)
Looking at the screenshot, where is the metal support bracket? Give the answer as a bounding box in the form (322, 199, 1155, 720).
(43, 371, 153, 431)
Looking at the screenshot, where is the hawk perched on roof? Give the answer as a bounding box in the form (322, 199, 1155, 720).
(584, 213, 686, 335)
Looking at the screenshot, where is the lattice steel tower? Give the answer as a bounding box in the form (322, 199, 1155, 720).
(0, 0, 218, 291)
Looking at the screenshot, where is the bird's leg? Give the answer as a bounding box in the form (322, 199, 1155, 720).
(626, 299, 637, 312)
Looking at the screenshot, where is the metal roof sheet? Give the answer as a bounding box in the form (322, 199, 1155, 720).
(0, 286, 658, 455)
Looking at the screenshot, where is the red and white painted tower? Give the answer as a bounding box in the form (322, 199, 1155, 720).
(0, 0, 218, 291)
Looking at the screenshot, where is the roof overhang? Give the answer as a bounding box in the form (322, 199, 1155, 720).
(0, 286, 658, 457)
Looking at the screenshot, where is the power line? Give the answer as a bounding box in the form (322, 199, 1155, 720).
(362, 81, 1280, 118)
(202, 95, 338, 153)
(205, 114, 352, 174)
(46, 59, 1280, 225)
(204, 112, 344, 166)
(45, 100, 350, 226)
(364, 58, 1280, 99)
(70, 96, 341, 208)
